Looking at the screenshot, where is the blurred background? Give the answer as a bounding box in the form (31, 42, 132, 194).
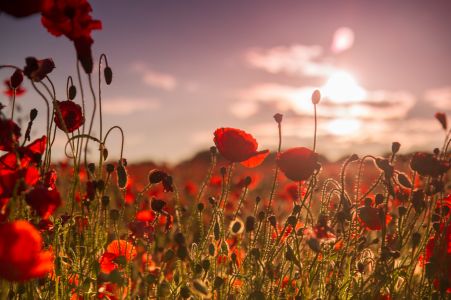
(1, 0, 450, 164)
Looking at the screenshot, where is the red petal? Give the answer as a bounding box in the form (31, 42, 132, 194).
(240, 150, 269, 168)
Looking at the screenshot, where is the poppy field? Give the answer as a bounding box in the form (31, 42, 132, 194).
(0, 1, 450, 300)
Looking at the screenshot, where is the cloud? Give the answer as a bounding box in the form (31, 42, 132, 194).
(424, 86, 451, 111)
(132, 63, 177, 91)
(245, 44, 336, 78)
(234, 83, 416, 120)
(102, 97, 160, 115)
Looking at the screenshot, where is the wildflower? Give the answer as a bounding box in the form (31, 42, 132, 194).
(41, 0, 101, 41)
(0, 119, 21, 151)
(23, 57, 55, 82)
(41, 0, 102, 73)
(25, 184, 62, 219)
(213, 127, 269, 167)
(277, 147, 320, 181)
(410, 152, 449, 177)
(424, 222, 451, 293)
(99, 240, 137, 274)
(54, 100, 84, 132)
(0, 220, 53, 281)
(4, 79, 26, 97)
(357, 201, 392, 231)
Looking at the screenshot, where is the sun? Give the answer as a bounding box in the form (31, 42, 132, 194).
(322, 70, 367, 103)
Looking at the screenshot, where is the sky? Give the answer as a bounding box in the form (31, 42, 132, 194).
(1, 0, 451, 164)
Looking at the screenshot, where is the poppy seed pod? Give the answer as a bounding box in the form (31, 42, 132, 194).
(30, 108, 38, 121)
(273, 113, 283, 123)
(311, 89, 321, 104)
(116, 162, 127, 189)
(392, 142, 401, 154)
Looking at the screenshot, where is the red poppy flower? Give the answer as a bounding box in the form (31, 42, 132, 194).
(277, 147, 320, 181)
(0, 119, 21, 151)
(4, 80, 26, 97)
(213, 128, 269, 168)
(41, 0, 101, 40)
(0, 220, 53, 281)
(54, 100, 84, 133)
(357, 205, 392, 231)
(0, 0, 42, 18)
(99, 240, 137, 274)
(25, 184, 62, 219)
(410, 152, 449, 177)
(23, 57, 55, 82)
(0, 136, 46, 200)
(424, 222, 451, 293)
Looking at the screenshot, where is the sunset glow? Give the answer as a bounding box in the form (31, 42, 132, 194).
(322, 70, 367, 103)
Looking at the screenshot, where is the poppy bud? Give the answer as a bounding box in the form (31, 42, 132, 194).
(250, 248, 260, 259)
(311, 89, 321, 104)
(349, 154, 359, 162)
(148, 169, 167, 184)
(230, 218, 244, 235)
(88, 163, 96, 174)
(434, 112, 447, 130)
(397, 173, 412, 189)
(255, 196, 261, 204)
(273, 113, 283, 123)
(220, 167, 227, 177)
(151, 199, 166, 212)
(101, 196, 110, 207)
(177, 246, 188, 260)
(102, 148, 108, 160)
(174, 232, 185, 245)
(163, 249, 175, 262)
(157, 281, 171, 298)
(285, 245, 295, 261)
(243, 176, 252, 186)
(104, 66, 113, 85)
(30, 108, 38, 121)
(117, 162, 127, 189)
(106, 164, 115, 173)
(268, 215, 277, 227)
(208, 243, 215, 256)
(292, 205, 302, 214)
(213, 277, 224, 290)
(180, 286, 190, 299)
(245, 216, 255, 232)
(197, 202, 204, 212)
(307, 237, 321, 253)
(411, 232, 421, 249)
(110, 209, 120, 221)
(375, 194, 384, 205)
(433, 148, 440, 156)
(398, 206, 407, 216)
(10, 69, 23, 89)
(214, 222, 220, 240)
(208, 197, 216, 206)
(287, 215, 297, 226)
(202, 259, 210, 271)
(392, 142, 401, 154)
(68, 85, 77, 100)
(258, 211, 265, 221)
(209, 146, 217, 155)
